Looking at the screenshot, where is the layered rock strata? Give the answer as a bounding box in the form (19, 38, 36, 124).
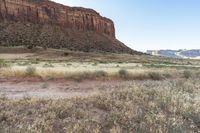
(0, 0, 115, 37)
(0, 0, 137, 54)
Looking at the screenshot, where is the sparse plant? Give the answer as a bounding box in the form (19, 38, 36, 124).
(26, 66, 36, 76)
(162, 73, 172, 78)
(98, 61, 109, 64)
(183, 110, 200, 127)
(118, 69, 129, 79)
(148, 72, 163, 80)
(0, 59, 9, 68)
(43, 63, 54, 68)
(94, 70, 108, 78)
(183, 70, 192, 79)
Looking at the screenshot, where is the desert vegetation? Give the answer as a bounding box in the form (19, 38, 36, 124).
(0, 77, 200, 132)
(1, 51, 200, 132)
(0, 60, 198, 81)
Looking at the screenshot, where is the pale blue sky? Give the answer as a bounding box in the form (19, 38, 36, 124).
(53, 0, 200, 52)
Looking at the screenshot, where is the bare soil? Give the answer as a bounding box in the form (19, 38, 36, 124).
(0, 77, 134, 99)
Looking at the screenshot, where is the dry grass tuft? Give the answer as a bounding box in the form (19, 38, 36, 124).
(25, 66, 36, 76)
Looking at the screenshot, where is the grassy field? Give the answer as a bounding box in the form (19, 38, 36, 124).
(0, 48, 200, 132)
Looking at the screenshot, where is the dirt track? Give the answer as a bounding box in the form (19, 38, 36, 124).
(0, 78, 134, 99)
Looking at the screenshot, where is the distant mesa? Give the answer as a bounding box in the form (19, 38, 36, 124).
(147, 49, 200, 59)
(0, 0, 115, 37)
(0, 0, 138, 54)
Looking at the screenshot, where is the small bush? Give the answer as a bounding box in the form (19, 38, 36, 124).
(26, 66, 36, 76)
(148, 72, 163, 80)
(0, 59, 8, 68)
(118, 69, 129, 79)
(98, 61, 109, 64)
(63, 52, 69, 56)
(183, 111, 200, 127)
(94, 70, 108, 78)
(162, 73, 172, 78)
(183, 70, 192, 79)
(81, 71, 108, 79)
(68, 71, 108, 81)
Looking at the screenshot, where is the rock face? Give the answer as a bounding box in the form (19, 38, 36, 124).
(0, 0, 115, 37)
(0, 0, 137, 54)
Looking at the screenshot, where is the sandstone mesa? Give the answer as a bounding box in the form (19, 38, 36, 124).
(0, 0, 115, 37)
(0, 0, 136, 54)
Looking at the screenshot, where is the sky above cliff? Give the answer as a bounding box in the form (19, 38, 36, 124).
(53, 0, 200, 52)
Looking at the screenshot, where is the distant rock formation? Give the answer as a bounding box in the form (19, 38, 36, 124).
(147, 49, 200, 59)
(0, 0, 115, 37)
(0, 0, 138, 54)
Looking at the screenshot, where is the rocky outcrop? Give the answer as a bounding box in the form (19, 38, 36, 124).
(0, 0, 115, 37)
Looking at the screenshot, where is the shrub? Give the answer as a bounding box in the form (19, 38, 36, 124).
(26, 66, 36, 76)
(94, 70, 108, 78)
(81, 71, 108, 79)
(148, 72, 163, 80)
(68, 71, 108, 81)
(183, 110, 200, 127)
(118, 69, 129, 79)
(98, 61, 109, 64)
(63, 52, 69, 56)
(0, 59, 8, 68)
(162, 73, 172, 78)
(183, 70, 192, 79)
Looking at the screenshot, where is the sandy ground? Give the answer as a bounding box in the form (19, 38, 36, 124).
(0, 79, 135, 99)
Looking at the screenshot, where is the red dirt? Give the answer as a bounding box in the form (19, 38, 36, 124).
(0, 77, 135, 99)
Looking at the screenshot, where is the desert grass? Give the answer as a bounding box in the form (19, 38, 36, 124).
(1, 59, 200, 82)
(0, 64, 183, 81)
(0, 77, 200, 132)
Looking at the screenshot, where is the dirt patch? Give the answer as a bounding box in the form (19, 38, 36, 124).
(0, 78, 135, 99)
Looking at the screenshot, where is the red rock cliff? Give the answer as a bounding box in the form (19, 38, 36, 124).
(0, 0, 115, 37)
